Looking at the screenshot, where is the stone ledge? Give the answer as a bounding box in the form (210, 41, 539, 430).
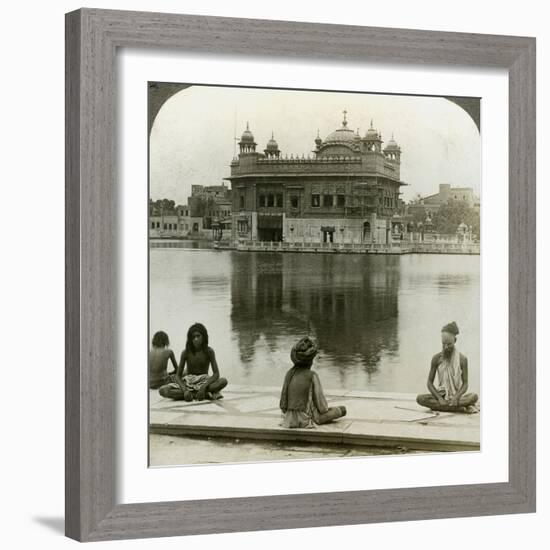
(149, 388, 480, 453)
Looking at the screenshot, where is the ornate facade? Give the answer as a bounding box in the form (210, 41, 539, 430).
(226, 112, 406, 245)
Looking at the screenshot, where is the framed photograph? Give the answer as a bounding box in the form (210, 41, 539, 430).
(65, 8, 535, 542)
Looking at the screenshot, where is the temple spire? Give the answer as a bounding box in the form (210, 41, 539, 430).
(342, 110, 348, 127)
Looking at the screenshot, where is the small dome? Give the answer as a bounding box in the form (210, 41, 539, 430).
(385, 134, 400, 150)
(240, 122, 255, 144)
(365, 120, 380, 140)
(365, 128, 379, 139)
(315, 129, 323, 146)
(265, 132, 279, 151)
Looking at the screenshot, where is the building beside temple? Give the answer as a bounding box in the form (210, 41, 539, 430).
(188, 183, 232, 238)
(149, 199, 189, 238)
(149, 184, 233, 240)
(408, 183, 480, 219)
(226, 112, 406, 245)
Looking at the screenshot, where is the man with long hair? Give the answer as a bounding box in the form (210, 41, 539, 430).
(159, 323, 228, 401)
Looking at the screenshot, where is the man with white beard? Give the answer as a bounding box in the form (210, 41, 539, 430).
(416, 322, 479, 412)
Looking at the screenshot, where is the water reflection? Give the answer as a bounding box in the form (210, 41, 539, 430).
(151, 248, 480, 393)
(229, 254, 400, 387)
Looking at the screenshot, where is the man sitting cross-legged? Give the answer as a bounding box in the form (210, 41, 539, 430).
(416, 322, 479, 413)
(159, 323, 227, 401)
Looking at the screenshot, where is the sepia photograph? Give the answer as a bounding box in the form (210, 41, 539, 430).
(148, 83, 481, 466)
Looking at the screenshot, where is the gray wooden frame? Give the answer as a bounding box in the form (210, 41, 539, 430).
(65, 8, 536, 542)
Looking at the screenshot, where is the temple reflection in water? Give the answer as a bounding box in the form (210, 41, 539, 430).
(230, 253, 400, 387)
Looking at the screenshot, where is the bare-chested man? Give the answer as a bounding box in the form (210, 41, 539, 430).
(416, 322, 479, 412)
(149, 331, 178, 389)
(159, 323, 228, 401)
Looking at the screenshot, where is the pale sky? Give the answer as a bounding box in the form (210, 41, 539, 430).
(149, 85, 480, 205)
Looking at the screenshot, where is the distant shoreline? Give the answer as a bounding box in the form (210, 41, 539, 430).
(149, 239, 480, 256)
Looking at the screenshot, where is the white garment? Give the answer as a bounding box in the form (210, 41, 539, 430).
(437, 349, 462, 398)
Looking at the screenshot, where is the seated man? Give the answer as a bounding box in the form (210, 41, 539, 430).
(416, 322, 479, 413)
(159, 323, 227, 401)
(279, 336, 347, 428)
(148, 331, 178, 390)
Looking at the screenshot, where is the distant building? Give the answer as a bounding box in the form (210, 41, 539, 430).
(403, 183, 480, 243)
(150, 213, 180, 237)
(149, 200, 203, 238)
(226, 113, 407, 245)
(188, 183, 232, 236)
(409, 183, 480, 217)
(149, 200, 180, 238)
(149, 184, 232, 240)
(178, 204, 204, 236)
(430, 184, 478, 207)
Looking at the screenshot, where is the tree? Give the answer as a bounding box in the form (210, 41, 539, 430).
(409, 206, 427, 226)
(431, 200, 480, 237)
(157, 199, 176, 213)
(150, 198, 177, 215)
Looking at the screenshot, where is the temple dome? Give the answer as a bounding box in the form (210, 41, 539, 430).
(324, 125, 356, 143)
(365, 120, 380, 140)
(323, 112, 356, 144)
(385, 136, 400, 150)
(314, 129, 323, 147)
(240, 122, 255, 143)
(265, 133, 279, 151)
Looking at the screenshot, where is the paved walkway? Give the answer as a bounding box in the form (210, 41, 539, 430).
(149, 385, 480, 452)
